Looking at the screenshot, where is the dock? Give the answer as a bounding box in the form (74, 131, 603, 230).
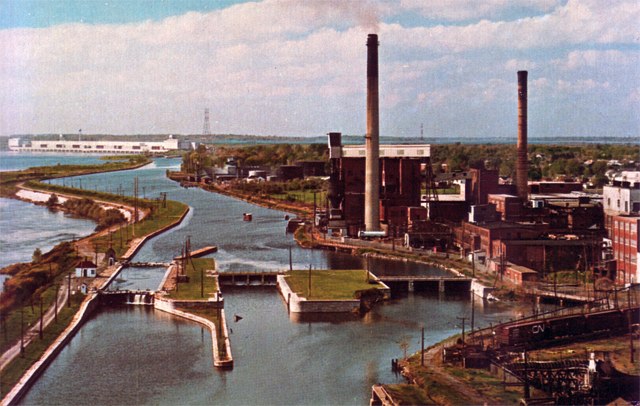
(173, 245, 218, 260)
(374, 275, 472, 293)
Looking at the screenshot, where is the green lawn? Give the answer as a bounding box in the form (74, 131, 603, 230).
(0, 297, 83, 398)
(166, 258, 217, 300)
(284, 269, 382, 300)
(93, 200, 188, 258)
(0, 280, 69, 354)
(271, 189, 327, 205)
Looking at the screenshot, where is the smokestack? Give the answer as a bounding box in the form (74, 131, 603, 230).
(365, 33, 380, 231)
(516, 70, 528, 202)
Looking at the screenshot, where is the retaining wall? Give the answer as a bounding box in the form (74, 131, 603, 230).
(277, 275, 361, 313)
(2, 294, 100, 405)
(154, 297, 233, 368)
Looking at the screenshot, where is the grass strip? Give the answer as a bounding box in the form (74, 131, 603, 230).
(285, 269, 382, 300)
(0, 297, 83, 398)
(166, 258, 217, 300)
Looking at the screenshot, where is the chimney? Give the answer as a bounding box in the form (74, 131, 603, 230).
(516, 70, 528, 202)
(365, 34, 380, 231)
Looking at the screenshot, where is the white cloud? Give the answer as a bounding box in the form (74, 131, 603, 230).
(399, 0, 563, 22)
(0, 0, 638, 138)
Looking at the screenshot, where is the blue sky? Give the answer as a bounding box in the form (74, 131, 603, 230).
(1, 0, 638, 139)
(0, 0, 244, 28)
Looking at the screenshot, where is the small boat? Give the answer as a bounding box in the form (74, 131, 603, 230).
(243, 213, 253, 221)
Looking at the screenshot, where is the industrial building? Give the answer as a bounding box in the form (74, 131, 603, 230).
(603, 171, 640, 284)
(8, 136, 181, 154)
(327, 132, 431, 236)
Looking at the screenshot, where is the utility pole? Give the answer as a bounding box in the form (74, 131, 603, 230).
(54, 284, 58, 323)
(312, 190, 316, 245)
(308, 264, 312, 298)
(20, 305, 24, 357)
(471, 294, 475, 332)
(133, 177, 138, 237)
(39, 297, 43, 339)
(421, 326, 425, 366)
(523, 348, 530, 399)
(67, 271, 71, 307)
(456, 316, 467, 347)
(289, 245, 293, 271)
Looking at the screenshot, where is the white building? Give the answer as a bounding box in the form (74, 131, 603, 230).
(603, 171, 640, 219)
(75, 260, 97, 278)
(8, 136, 179, 154)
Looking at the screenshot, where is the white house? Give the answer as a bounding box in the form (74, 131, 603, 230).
(75, 260, 97, 278)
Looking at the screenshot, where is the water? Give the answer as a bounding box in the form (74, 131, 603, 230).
(107, 266, 168, 292)
(18, 156, 530, 405)
(0, 197, 96, 268)
(0, 151, 106, 172)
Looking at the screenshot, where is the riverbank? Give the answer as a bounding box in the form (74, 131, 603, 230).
(1, 175, 190, 401)
(155, 260, 233, 368)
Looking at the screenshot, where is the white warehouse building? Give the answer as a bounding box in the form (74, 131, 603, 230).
(8, 136, 180, 154)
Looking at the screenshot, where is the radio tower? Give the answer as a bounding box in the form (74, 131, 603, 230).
(202, 108, 211, 136)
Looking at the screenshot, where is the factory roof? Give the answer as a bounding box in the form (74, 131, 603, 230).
(338, 144, 431, 159)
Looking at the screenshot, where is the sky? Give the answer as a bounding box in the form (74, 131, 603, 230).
(0, 0, 638, 140)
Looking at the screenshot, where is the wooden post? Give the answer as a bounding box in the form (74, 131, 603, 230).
(39, 297, 43, 339)
(421, 326, 425, 366)
(54, 284, 58, 323)
(457, 316, 466, 347)
(308, 264, 312, 297)
(289, 245, 293, 271)
(20, 306, 24, 357)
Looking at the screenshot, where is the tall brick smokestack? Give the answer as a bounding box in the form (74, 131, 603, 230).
(516, 70, 528, 202)
(365, 34, 380, 231)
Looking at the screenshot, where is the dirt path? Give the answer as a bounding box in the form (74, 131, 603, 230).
(399, 344, 491, 406)
(0, 282, 69, 371)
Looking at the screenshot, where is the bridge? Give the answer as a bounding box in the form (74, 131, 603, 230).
(374, 275, 473, 293)
(98, 289, 155, 305)
(217, 271, 286, 287)
(125, 262, 171, 268)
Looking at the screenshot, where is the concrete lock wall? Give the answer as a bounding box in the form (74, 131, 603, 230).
(277, 275, 361, 313)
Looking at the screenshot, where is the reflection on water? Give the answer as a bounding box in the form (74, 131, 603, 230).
(0, 197, 96, 268)
(20, 158, 529, 405)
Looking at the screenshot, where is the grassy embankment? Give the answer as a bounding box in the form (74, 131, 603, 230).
(0, 297, 83, 398)
(0, 155, 149, 197)
(165, 258, 217, 301)
(384, 335, 639, 405)
(23, 180, 188, 258)
(162, 258, 226, 355)
(284, 269, 383, 300)
(0, 157, 189, 398)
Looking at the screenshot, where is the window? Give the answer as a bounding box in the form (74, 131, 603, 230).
(607, 198, 611, 207)
(72, 145, 80, 148)
(96, 145, 104, 149)
(617, 199, 620, 208)
(151, 146, 161, 150)
(84, 145, 91, 149)
(40, 144, 48, 148)
(56, 144, 63, 148)
(625, 201, 629, 212)
(132, 146, 141, 150)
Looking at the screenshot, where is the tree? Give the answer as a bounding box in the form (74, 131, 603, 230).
(398, 335, 411, 360)
(32, 248, 42, 263)
(46, 193, 59, 208)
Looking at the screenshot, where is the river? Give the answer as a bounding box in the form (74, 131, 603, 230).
(10, 156, 530, 405)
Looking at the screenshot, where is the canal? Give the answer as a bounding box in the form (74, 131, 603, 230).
(16, 157, 528, 405)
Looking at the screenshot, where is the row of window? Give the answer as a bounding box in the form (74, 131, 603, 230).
(36, 144, 163, 150)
